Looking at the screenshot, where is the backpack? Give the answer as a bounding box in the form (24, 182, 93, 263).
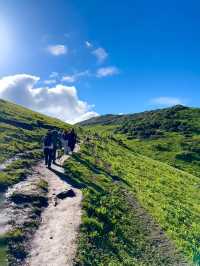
(44, 135, 52, 147)
(62, 133, 68, 141)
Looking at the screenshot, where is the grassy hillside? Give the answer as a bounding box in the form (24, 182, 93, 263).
(81, 105, 200, 177)
(72, 105, 200, 264)
(64, 135, 199, 265)
(1, 101, 200, 265)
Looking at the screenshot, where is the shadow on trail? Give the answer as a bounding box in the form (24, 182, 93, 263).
(50, 167, 105, 193)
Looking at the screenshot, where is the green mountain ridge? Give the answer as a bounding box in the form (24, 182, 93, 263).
(79, 105, 190, 126)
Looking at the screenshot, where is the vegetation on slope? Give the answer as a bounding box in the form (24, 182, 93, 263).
(82, 105, 200, 177)
(1, 101, 200, 265)
(73, 106, 200, 264)
(63, 134, 200, 265)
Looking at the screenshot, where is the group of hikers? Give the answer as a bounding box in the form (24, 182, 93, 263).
(43, 128, 77, 169)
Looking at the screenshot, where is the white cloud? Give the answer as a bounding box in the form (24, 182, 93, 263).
(47, 45, 67, 56)
(85, 41, 93, 48)
(49, 72, 59, 78)
(72, 111, 99, 124)
(92, 47, 108, 63)
(44, 79, 57, 85)
(62, 75, 76, 83)
(0, 74, 98, 124)
(151, 97, 184, 106)
(96, 66, 119, 78)
(62, 70, 90, 83)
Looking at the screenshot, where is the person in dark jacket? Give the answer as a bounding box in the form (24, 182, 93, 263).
(51, 130, 61, 163)
(43, 130, 53, 168)
(68, 129, 77, 153)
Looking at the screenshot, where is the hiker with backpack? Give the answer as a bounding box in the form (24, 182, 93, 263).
(68, 128, 77, 153)
(51, 130, 61, 164)
(43, 130, 53, 168)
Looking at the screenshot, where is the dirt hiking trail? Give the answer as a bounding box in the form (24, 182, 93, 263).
(26, 146, 82, 266)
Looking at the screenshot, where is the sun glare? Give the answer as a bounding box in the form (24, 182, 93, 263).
(0, 19, 13, 63)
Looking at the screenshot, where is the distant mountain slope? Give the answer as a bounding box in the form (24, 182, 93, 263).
(79, 114, 126, 126)
(0, 99, 69, 163)
(80, 105, 200, 177)
(80, 105, 200, 135)
(116, 105, 200, 138)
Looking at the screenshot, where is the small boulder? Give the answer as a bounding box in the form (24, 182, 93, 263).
(56, 189, 76, 199)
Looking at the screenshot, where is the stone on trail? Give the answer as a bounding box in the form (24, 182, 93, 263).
(56, 189, 76, 199)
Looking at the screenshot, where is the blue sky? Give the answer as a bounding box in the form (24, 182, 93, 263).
(0, 0, 200, 123)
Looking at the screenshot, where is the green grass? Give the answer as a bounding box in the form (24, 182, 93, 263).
(81, 105, 200, 178)
(0, 157, 37, 265)
(0, 240, 8, 266)
(0, 158, 35, 192)
(120, 133, 200, 178)
(0, 229, 24, 266)
(37, 179, 48, 192)
(64, 138, 197, 265)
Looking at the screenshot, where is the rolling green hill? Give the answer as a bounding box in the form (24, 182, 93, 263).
(1, 100, 200, 265)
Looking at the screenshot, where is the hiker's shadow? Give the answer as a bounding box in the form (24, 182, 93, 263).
(50, 168, 84, 189)
(50, 167, 105, 193)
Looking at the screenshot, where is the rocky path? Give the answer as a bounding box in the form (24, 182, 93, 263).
(0, 149, 42, 172)
(25, 147, 82, 266)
